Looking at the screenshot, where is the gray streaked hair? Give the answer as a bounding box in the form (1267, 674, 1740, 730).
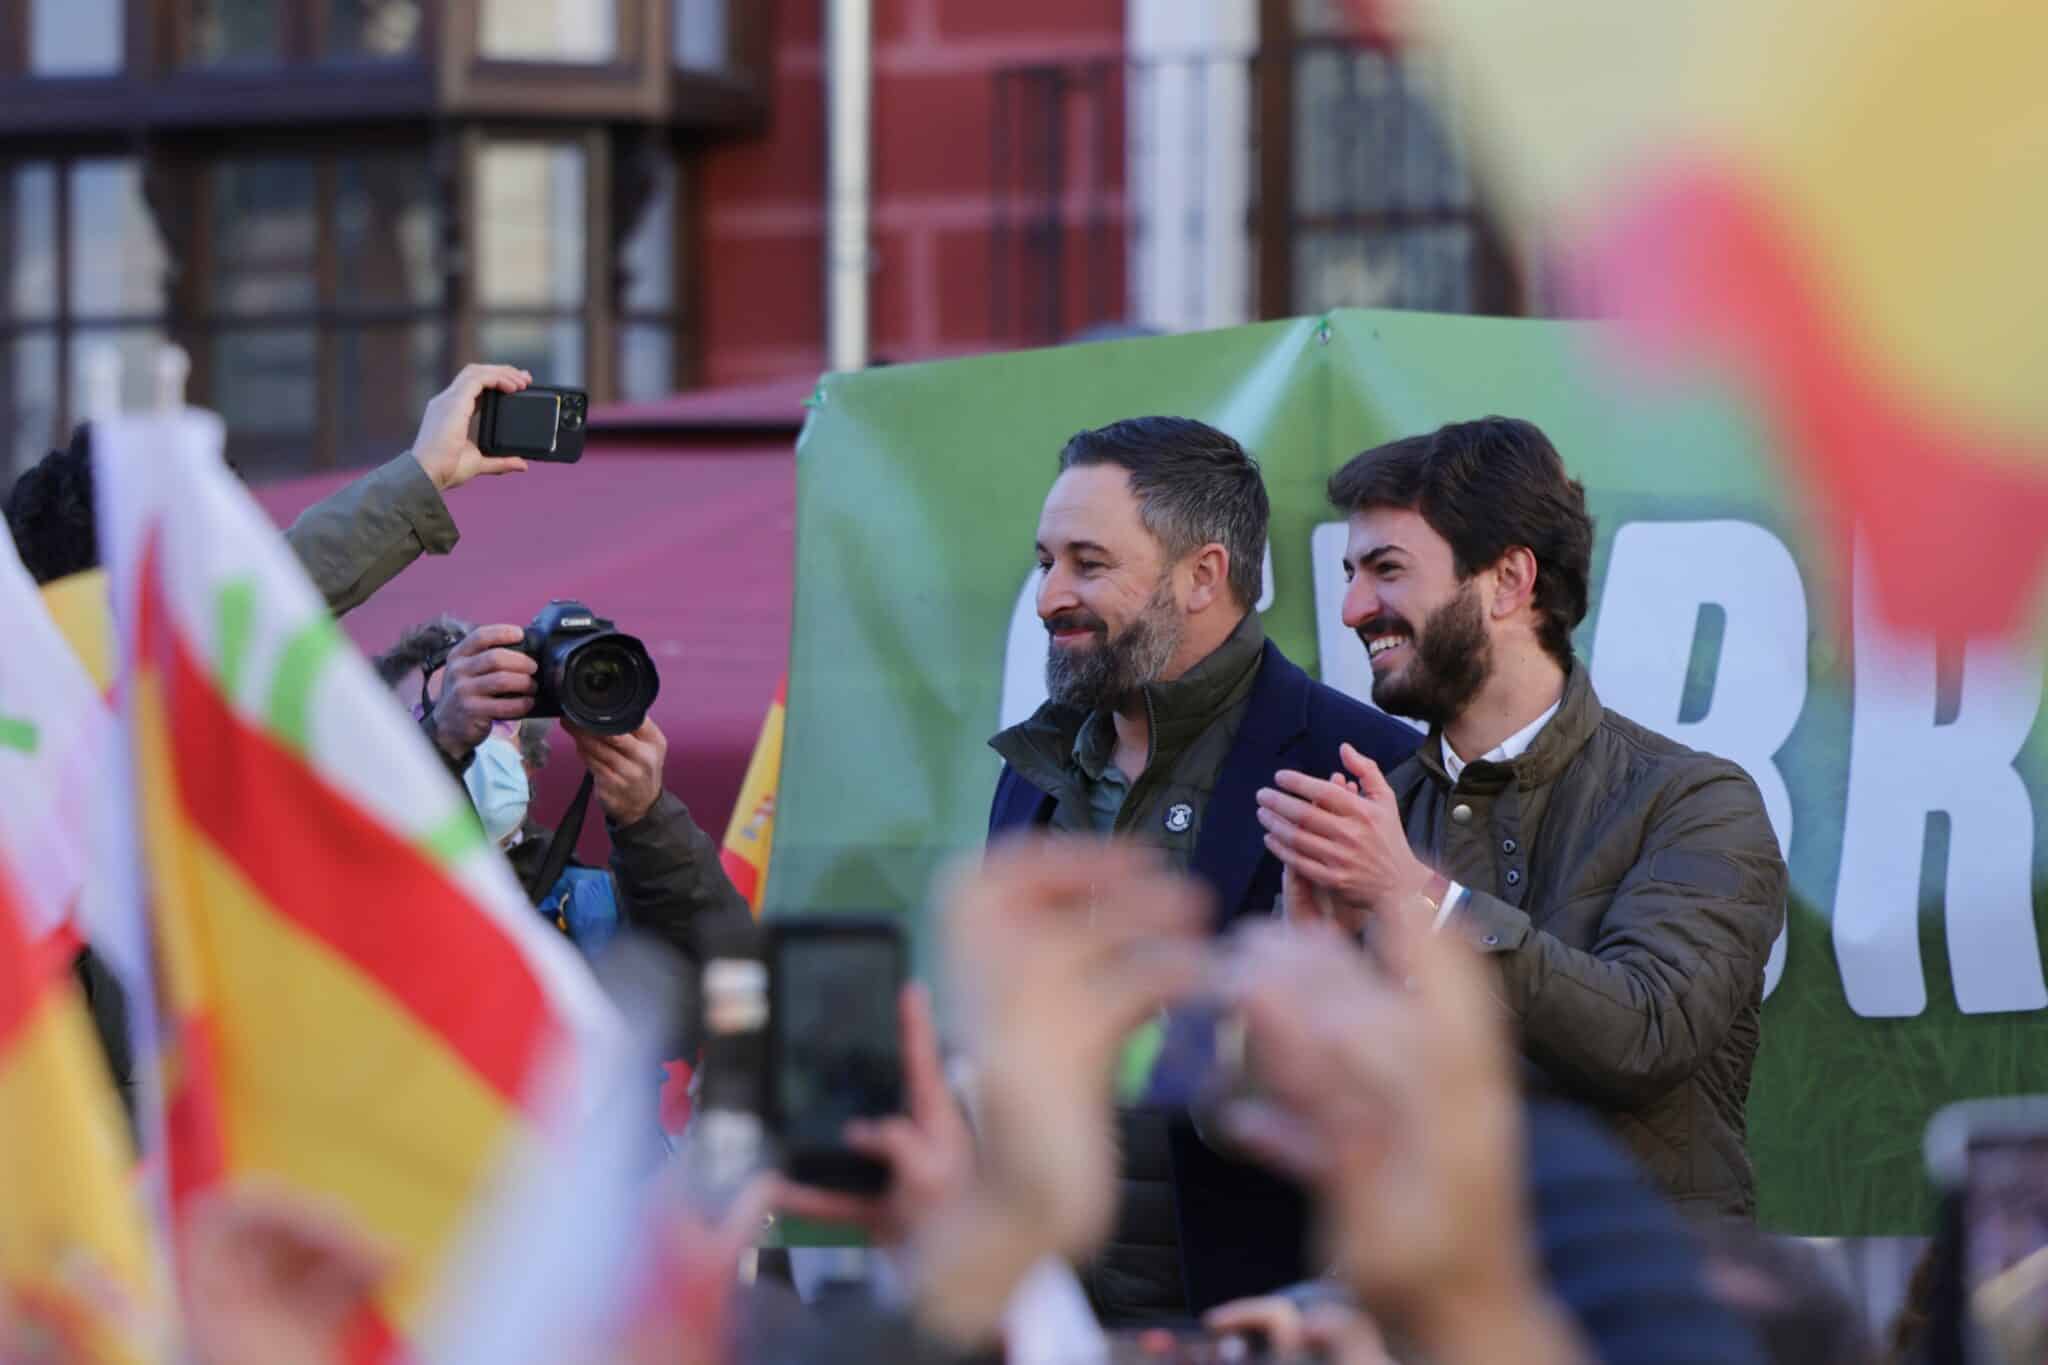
(1058, 416, 1268, 609)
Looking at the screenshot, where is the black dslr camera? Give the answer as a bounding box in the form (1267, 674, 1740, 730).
(519, 601, 660, 735)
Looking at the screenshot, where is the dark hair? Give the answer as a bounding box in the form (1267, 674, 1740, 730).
(3, 423, 98, 587)
(377, 615, 552, 771)
(1327, 417, 1592, 669)
(374, 615, 474, 689)
(1058, 416, 1268, 610)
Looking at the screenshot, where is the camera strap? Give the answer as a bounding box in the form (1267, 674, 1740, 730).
(522, 772, 595, 906)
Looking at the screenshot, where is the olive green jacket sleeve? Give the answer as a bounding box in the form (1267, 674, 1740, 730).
(1447, 763, 1787, 1107)
(282, 453, 457, 617)
(607, 791, 757, 967)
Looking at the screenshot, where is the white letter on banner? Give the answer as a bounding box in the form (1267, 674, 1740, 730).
(1309, 520, 1425, 733)
(1589, 522, 1806, 999)
(1835, 542, 2045, 1017)
(996, 545, 1277, 733)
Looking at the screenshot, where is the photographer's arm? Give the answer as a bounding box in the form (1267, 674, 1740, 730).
(284, 364, 533, 617)
(569, 721, 754, 969)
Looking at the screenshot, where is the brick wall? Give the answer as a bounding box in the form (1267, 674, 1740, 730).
(698, 0, 1127, 385)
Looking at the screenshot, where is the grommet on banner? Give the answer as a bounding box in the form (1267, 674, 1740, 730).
(153, 344, 191, 412)
(80, 344, 121, 421)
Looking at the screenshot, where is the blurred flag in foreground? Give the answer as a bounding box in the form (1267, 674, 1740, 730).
(0, 533, 111, 958)
(718, 677, 786, 915)
(95, 408, 621, 1360)
(0, 852, 163, 1363)
(1382, 0, 2048, 635)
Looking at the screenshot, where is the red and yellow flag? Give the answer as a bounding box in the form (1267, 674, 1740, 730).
(718, 677, 786, 915)
(99, 410, 620, 1360)
(0, 856, 162, 1363)
(1375, 0, 2048, 636)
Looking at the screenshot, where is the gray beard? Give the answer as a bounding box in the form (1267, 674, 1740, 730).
(1045, 586, 1183, 712)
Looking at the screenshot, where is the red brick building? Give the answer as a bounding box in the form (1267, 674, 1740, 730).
(696, 0, 1519, 387)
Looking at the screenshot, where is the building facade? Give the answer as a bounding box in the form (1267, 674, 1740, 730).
(1, 0, 1519, 477)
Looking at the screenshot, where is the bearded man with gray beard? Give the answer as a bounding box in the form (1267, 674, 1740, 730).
(985, 417, 1418, 1327)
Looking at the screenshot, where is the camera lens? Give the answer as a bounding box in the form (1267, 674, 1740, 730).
(560, 636, 657, 733)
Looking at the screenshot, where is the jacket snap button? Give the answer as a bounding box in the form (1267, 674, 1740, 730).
(1451, 803, 1474, 825)
(1502, 838, 1518, 854)
(1483, 934, 1499, 947)
(1505, 868, 1522, 886)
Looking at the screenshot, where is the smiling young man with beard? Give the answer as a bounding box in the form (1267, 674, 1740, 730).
(986, 416, 1418, 1326)
(1255, 416, 1787, 1220)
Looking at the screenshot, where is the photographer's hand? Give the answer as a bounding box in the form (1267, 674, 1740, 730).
(411, 364, 535, 493)
(426, 625, 536, 761)
(565, 718, 666, 826)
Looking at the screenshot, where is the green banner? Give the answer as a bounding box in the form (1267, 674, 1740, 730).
(769, 309, 2048, 1236)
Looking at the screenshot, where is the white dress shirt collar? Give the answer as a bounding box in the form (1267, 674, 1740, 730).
(1441, 698, 1562, 783)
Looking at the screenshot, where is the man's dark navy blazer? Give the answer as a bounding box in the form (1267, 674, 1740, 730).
(987, 637, 1420, 1314)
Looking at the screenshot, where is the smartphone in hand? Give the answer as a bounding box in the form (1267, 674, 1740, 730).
(765, 915, 907, 1195)
(477, 384, 588, 463)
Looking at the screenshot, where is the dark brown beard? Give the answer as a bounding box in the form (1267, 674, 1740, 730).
(1369, 580, 1491, 729)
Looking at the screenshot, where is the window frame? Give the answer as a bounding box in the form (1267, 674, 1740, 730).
(185, 133, 453, 473)
(1254, 0, 1521, 318)
(0, 152, 172, 474)
(461, 125, 611, 402)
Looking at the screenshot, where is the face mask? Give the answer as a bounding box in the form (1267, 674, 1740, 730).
(463, 734, 530, 848)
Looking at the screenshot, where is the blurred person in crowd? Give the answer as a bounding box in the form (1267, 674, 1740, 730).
(1258, 416, 1786, 1218)
(986, 417, 1419, 1324)
(1220, 908, 1766, 1365)
(782, 837, 1765, 1365)
(3, 362, 543, 1122)
(374, 617, 754, 1001)
(1693, 1222, 1877, 1364)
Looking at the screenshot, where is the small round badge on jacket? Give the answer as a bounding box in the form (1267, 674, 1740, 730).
(1165, 803, 1194, 833)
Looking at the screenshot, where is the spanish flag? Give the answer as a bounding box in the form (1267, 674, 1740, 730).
(718, 677, 786, 915)
(97, 409, 620, 1361)
(1388, 0, 2048, 636)
(0, 855, 163, 1363)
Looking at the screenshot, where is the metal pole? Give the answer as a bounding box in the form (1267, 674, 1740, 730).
(825, 0, 873, 373)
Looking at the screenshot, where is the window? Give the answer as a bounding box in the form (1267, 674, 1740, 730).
(1288, 45, 1495, 314)
(1, 160, 168, 478)
(30, 0, 122, 75)
(202, 151, 445, 473)
(190, 0, 285, 65)
(476, 141, 587, 385)
(616, 154, 678, 400)
(480, 0, 619, 64)
(674, 0, 727, 70)
(327, 0, 425, 59)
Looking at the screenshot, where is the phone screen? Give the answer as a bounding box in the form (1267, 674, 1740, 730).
(1966, 1136, 2048, 1359)
(773, 934, 903, 1149)
(493, 391, 560, 454)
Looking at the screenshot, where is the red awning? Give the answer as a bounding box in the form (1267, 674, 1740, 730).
(253, 446, 793, 859)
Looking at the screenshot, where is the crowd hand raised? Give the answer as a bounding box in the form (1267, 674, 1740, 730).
(771, 983, 973, 1252)
(1218, 908, 1585, 1364)
(564, 718, 668, 827)
(910, 838, 1210, 1348)
(426, 624, 537, 761)
(182, 1181, 392, 1365)
(1258, 743, 1429, 917)
(1204, 1294, 1392, 1365)
(612, 1176, 778, 1365)
(410, 364, 534, 493)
